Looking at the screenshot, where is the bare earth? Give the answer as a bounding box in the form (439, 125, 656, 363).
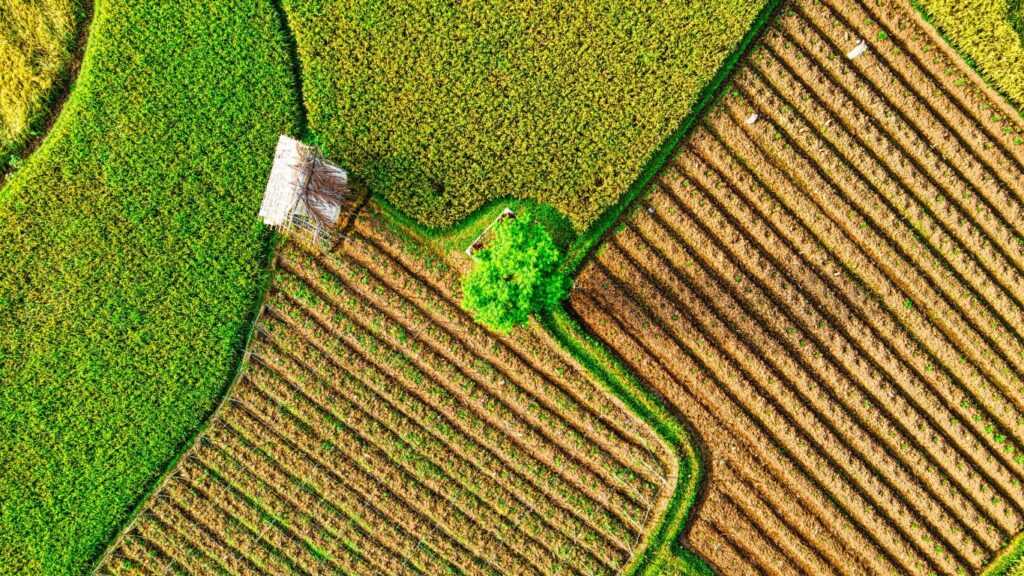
(571, 0, 1024, 574)
(98, 204, 678, 576)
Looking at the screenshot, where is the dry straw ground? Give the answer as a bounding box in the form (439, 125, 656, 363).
(571, 0, 1024, 574)
(97, 205, 678, 576)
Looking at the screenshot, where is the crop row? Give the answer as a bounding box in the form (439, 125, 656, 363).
(100, 207, 675, 575)
(571, 0, 1024, 574)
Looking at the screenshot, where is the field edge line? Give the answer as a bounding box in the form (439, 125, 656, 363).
(0, 0, 94, 185)
(982, 531, 1024, 576)
(540, 306, 712, 576)
(559, 0, 783, 279)
(85, 234, 285, 576)
(908, 0, 1024, 120)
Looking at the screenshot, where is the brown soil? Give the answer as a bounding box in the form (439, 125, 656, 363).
(96, 204, 677, 576)
(570, 0, 1024, 574)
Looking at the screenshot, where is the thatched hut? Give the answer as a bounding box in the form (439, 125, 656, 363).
(259, 135, 350, 248)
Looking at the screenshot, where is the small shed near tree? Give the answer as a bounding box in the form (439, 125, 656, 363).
(259, 135, 351, 248)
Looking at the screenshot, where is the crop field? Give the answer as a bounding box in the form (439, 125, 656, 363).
(914, 0, 1024, 111)
(0, 0, 86, 163)
(281, 0, 770, 229)
(0, 1, 300, 574)
(97, 205, 678, 576)
(570, 0, 1024, 573)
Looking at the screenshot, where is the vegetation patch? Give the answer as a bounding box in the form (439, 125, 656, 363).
(97, 205, 681, 576)
(914, 0, 1024, 110)
(281, 0, 768, 230)
(462, 213, 567, 333)
(0, 0, 300, 573)
(0, 0, 87, 166)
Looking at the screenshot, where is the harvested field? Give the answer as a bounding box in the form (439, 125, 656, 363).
(97, 204, 677, 576)
(570, 0, 1024, 574)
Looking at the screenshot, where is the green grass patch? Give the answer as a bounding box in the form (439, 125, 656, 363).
(913, 0, 1024, 112)
(0, 0, 300, 573)
(542, 307, 711, 576)
(282, 0, 768, 230)
(982, 531, 1024, 576)
(0, 0, 88, 165)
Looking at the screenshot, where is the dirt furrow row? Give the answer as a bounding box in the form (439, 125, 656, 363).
(844, 0, 1024, 175)
(172, 458, 328, 576)
(719, 80, 1024, 491)
(223, 382, 502, 576)
(201, 423, 433, 576)
(235, 364, 537, 576)
(343, 226, 672, 469)
(258, 294, 626, 566)
(257, 311, 618, 573)
(672, 127, 1020, 542)
(767, 11, 1024, 368)
(571, 277, 916, 574)
(296, 246, 661, 504)
(594, 235, 970, 572)
(633, 182, 999, 557)
(212, 404, 459, 576)
(191, 437, 391, 576)
(247, 333, 571, 576)
(803, 0, 1024, 247)
(745, 37, 1024, 407)
(705, 485, 799, 574)
(131, 515, 225, 576)
(327, 236, 671, 484)
(157, 477, 290, 575)
(688, 517, 763, 576)
(272, 255, 650, 530)
(716, 460, 838, 575)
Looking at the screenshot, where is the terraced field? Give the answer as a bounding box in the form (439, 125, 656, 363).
(97, 205, 678, 576)
(570, 0, 1024, 574)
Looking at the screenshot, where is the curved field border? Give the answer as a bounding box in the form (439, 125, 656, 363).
(0, 0, 93, 183)
(542, 308, 711, 575)
(984, 532, 1024, 576)
(0, 0, 301, 574)
(85, 0, 782, 573)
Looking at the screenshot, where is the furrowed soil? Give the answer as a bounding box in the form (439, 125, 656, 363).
(96, 204, 678, 576)
(570, 0, 1024, 574)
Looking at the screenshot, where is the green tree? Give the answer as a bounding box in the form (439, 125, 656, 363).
(462, 214, 567, 332)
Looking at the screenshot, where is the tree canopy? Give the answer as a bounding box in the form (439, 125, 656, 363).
(462, 214, 567, 332)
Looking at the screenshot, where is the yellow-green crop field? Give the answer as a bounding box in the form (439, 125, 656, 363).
(0, 0, 85, 163)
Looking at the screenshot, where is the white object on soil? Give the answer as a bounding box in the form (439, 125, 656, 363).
(847, 39, 867, 60)
(745, 112, 759, 125)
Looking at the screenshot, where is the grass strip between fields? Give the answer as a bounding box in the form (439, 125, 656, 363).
(541, 307, 710, 575)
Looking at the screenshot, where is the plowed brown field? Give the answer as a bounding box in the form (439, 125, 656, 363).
(570, 0, 1024, 574)
(97, 205, 677, 576)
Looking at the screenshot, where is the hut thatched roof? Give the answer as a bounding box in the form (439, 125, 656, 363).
(259, 135, 349, 236)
